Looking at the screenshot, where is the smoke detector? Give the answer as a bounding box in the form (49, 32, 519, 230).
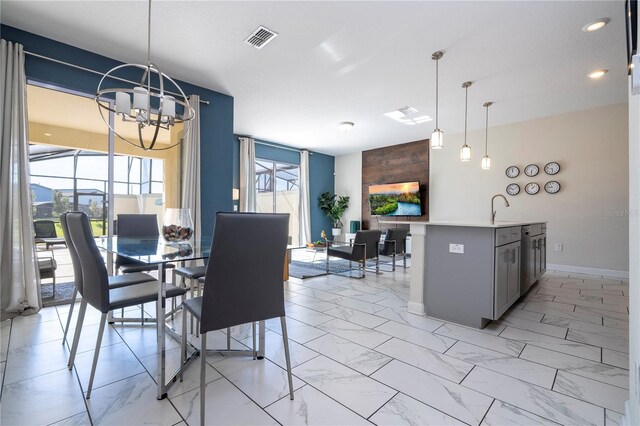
(244, 26, 278, 49)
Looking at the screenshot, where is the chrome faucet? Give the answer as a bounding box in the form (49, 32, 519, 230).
(491, 194, 510, 224)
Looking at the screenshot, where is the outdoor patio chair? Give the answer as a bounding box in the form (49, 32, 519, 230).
(34, 220, 67, 250)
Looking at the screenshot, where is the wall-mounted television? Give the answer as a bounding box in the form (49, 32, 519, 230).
(369, 181, 421, 216)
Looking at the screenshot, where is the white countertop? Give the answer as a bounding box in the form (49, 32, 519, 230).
(378, 220, 546, 228)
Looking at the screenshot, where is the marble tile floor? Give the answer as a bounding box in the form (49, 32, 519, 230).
(0, 269, 630, 425)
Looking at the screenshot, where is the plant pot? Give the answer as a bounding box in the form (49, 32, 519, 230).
(332, 228, 342, 237)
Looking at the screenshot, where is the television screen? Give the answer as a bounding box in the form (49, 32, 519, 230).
(369, 181, 421, 216)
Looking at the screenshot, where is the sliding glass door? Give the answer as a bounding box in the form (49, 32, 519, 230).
(27, 83, 179, 300)
(255, 159, 300, 245)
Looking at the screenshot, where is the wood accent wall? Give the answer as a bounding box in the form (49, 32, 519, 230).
(361, 139, 429, 229)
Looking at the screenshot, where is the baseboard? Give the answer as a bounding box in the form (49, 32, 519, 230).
(547, 263, 629, 279)
(407, 302, 425, 316)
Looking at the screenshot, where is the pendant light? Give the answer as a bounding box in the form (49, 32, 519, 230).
(95, 0, 195, 151)
(481, 102, 493, 170)
(460, 81, 472, 162)
(430, 51, 444, 149)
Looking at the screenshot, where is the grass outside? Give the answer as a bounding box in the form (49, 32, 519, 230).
(45, 219, 108, 238)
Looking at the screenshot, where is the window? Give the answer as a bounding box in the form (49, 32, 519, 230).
(255, 159, 300, 244)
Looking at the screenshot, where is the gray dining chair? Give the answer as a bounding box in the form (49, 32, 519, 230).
(115, 214, 176, 322)
(379, 228, 409, 270)
(59, 212, 155, 348)
(179, 212, 293, 426)
(65, 212, 187, 399)
(326, 230, 382, 277)
(115, 214, 175, 275)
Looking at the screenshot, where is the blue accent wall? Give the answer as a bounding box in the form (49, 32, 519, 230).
(232, 137, 334, 242)
(308, 151, 335, 240)
(2, 25, 234, 238)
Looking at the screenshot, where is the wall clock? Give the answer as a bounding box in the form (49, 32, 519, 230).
(544, 162, 560, 175)
(524, 164, 539, 177)
(505, 166, 520, 178)
(506, 183, 520, 196)
(525, 182, 540, 195)
(545, 181, 561, 194)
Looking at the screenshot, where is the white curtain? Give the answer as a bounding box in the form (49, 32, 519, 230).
(299, 150, 312, 244)
(181, 94, 202, 240)
(0, 39, 42, 318)
(239, 137, 256, 212)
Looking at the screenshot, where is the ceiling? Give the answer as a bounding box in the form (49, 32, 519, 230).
(1, 1, 628, 156)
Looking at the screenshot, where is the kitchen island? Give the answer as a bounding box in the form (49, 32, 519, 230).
(380, 220, 546, 328)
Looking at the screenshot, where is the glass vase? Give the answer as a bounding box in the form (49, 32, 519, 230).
(162, 208, 194, 243)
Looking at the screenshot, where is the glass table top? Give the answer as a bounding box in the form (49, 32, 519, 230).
(97, 236, 212, 265)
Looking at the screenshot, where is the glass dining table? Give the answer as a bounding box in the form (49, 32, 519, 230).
(96, 236, 267, 399)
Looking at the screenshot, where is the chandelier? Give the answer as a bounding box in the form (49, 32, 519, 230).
(95, 0, 194, 151)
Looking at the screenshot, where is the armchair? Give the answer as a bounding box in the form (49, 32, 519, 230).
(326, 230, 382, 277)
(379, 228, 409, 270)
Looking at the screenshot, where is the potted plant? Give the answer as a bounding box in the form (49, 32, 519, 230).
(318, 192, 350, 237)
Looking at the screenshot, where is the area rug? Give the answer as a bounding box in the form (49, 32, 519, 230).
(41, 282, 75, 307)
(289, 259, 377, 279)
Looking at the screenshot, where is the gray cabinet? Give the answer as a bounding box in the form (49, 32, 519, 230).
(521, 224, 546, 294)
(494, 240, 521, 319)
(423, 223, 539, 329)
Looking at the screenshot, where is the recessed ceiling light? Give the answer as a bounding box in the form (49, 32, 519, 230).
(44, 133, 52, 137)
(338, 122, 354, 132)
(587, 69, 608, 79)
(384, 106, 432, 126)
(583, 18, 609, 32)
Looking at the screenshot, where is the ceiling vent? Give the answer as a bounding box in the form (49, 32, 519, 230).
(244, 26, 278, 49)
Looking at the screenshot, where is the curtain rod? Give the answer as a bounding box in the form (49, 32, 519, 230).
(247, 138, 313, 155)
(24, 50, 210, 105)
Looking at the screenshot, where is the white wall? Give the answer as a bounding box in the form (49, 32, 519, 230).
(335, 152, 362, 233)
(430, 104, 629, 275)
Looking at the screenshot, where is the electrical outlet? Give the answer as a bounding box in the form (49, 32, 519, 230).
(449, 244, 464, 254)
(555, 243, 563, 252)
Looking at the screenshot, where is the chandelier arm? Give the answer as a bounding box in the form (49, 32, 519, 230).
(148, 121, 162, 150)
(138, 124, 149, 150)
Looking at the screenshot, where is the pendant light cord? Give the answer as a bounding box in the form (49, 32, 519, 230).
(147, 0, 152, 64)
(435, 58, 439, 128)
(464, 85, 468, 146)
(484, 104, 489, 155)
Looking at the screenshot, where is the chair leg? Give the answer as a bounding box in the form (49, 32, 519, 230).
(200, 332, 207, 426)
(226, 328, 231, 351)
(86, 313, 107, 399)
(180, 305, 187, 382)
(171, 270, 176, 320)
(280, 316, 294, 400)
(252, 322, 256, 360)
(403, 253, 407, 268)
(376, 255, 379, 274)
(62, 288, 78, 345)
(195, 280, 201, 338)
(392, 252, 396, 271)
(362, 254, 366, 278)
(68, 299, 87, 369)
(190, 279, 195, 335)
